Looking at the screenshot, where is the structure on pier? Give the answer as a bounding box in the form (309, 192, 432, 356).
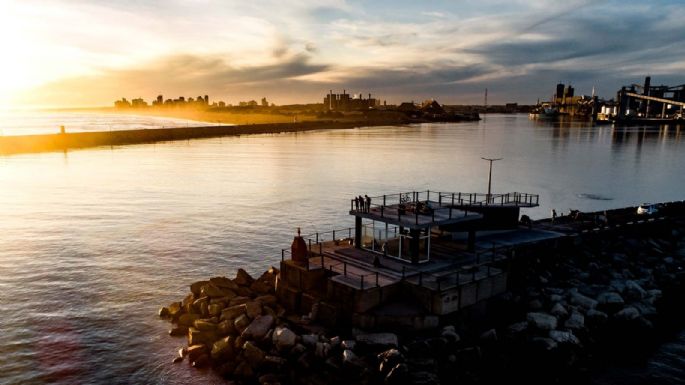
(276, 190, 558, 330)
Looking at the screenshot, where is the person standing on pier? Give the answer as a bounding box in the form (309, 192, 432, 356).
(365, 195, 371, 212)
(358, 195, 365, 212)
(354, 196, 359, 211)
(551, 209, 557, 223)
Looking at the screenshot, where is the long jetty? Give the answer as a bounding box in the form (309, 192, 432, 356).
(0, 120, 380, 155)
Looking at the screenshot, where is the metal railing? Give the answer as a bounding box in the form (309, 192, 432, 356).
(350, 190, 539, 219)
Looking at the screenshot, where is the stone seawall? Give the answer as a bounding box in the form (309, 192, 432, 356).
(158, 204, 685, 385)
(0, 120, 387, 155)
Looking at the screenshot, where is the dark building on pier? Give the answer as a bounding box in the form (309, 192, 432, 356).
(324, 90, 380, 111)
(616, 76, 685, 119)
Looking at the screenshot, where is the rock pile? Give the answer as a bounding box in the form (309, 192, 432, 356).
(159, 219, 685, 384)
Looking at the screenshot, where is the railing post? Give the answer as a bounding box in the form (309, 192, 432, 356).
(351, 199, 353, 211)
(415, 210, 419, 225)
(457, 192, 461, 204)
(348, 228, 352, 239)
(308, 239, 312, 255)
(333, 230, 336, 241)
(383, 195, 386, 206)
(319, 243, 323, 255)
(320, 252, 323, 267)
(427, 190, 430, 201)
(281, 249, 284, 262)
(381, 205, 384, 218)
(449, 206, 452, 219)
(344, 262, 347, 276)
(316, 233, 319, 243)
(360, 275, 364, 290)
(375, 272, 379, 287)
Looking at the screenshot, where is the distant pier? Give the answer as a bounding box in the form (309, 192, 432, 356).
(0, 121, 385, 155)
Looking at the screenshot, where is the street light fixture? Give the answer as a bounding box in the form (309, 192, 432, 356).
(481, 157, 502, 203)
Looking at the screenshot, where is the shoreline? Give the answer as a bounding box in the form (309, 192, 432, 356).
(0, 120, 403, 155)
(158, 201, 685, 384)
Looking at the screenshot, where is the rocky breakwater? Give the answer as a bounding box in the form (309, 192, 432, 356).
(158, 216, 685, 384)
(158, 268, 419, 384)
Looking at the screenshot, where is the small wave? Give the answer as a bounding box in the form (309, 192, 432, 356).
(577, 193, 614, 201)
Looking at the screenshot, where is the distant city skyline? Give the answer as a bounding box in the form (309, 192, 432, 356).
(2, 0, 684, 108)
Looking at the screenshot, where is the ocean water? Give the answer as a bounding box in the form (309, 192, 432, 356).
(0, 109, 219, 136)
(0, 113, 684, 384)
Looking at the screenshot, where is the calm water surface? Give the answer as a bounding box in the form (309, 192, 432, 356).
(1, 114, 684, 384)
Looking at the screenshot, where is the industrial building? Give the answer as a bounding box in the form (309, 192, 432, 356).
(324, 90, 380, 111)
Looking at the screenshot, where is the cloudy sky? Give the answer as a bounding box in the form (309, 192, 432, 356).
(1, 0, 684, 107)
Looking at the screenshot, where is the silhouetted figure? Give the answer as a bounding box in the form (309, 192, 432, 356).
(358, 196, 365, 212)
(551, 209, 557, 223)
(521, 215, 532, 229)
(365, 195, 371, 212)
(354, 197, 359, 211)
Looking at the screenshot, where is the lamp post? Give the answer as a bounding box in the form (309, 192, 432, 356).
(481, 157, 502, 203)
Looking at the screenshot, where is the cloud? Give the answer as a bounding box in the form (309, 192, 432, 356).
(19, 53, 330, 106)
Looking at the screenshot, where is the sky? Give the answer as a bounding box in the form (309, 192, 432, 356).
(1, 0, 684, 108)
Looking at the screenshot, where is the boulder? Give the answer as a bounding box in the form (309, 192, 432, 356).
(255, 295, 278, 306)
(243, 341, 266, 367)
(586, 309, 609, 324)
(302, 334, 319, 347)
(241, 315, 274, 341)
(193, 319, 218, 332)
(505, 321, 528, 337)
(614, 306, 640, 321)
(263, 355, 287, 371)
(550, 303, 569, 318)
(378, 348, 404, 374)
(597, 292, 625, 308)
(188, 327, 217, 347)
(217, 320, 236, 336)
(172, 355, 183, 363)
(246, 301, 263, 319)
(229, 296, 251, 307)
(201, 283, 236, 299)
(341, 340, 356, 350)
(440, 327, 460, 344)
(187, 344, 208, 362)
(168, 302, 183, 318)
(234, 314, 251, 333)
(208, 303, 224, 317)
(210, 276, 240, 291)
(527, 312, 558, 331)
(221, 304, 247, 321)
(190, 280, 210, 296)
(158, 307, 169, 318)
(356, 333, 399, 349)
(178, 313, 201, 327)
(385, 363, 409, 385)
(211, 336, 235, 360)
(342, 349, 366, 371)
(273, 326, 297, 351)
(624, 280, 647, 300)
(251, 279, 273, 295)
(528, 299, 544, 311)
(315, 342, 331, 358)
(564, 311, 585, 331)
(235, 268, 255, 286)
(549, 330, 580, 346)
(570, 292, 598, 310)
